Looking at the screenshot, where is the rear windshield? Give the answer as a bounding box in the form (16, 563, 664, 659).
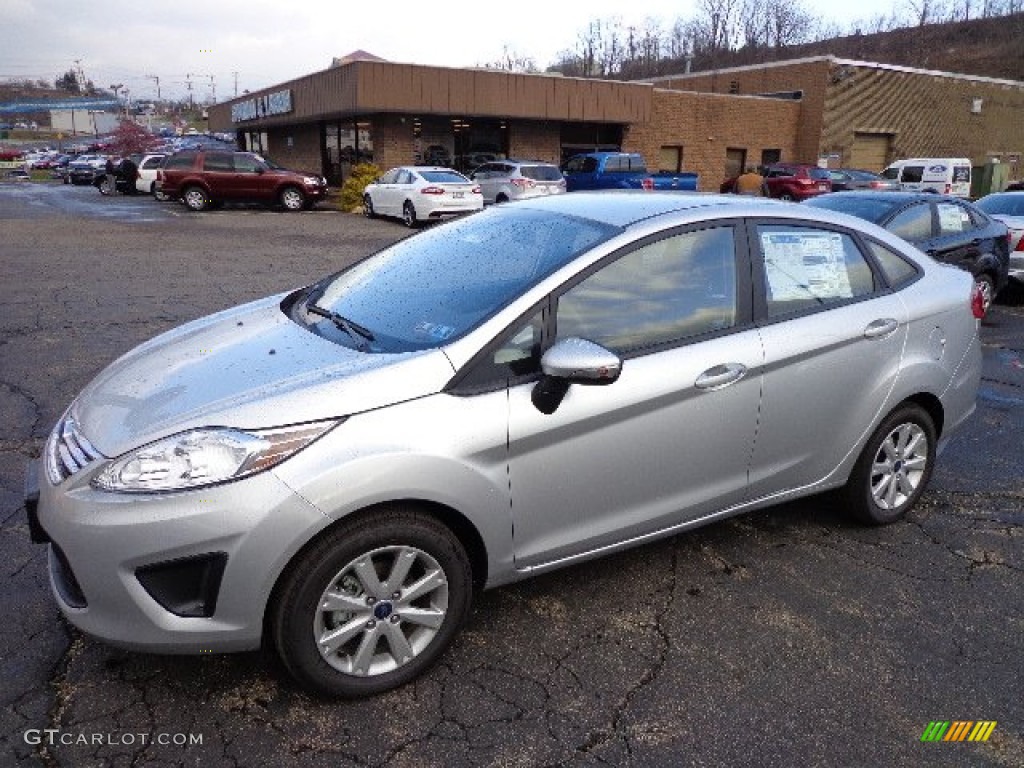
(808, 168, 831, 180)
(421, 170, 469, 183)
(521, 165, 563, 181)
(804, 195, 901, 224)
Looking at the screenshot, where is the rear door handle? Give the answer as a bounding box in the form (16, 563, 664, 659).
(864, 318, 899, 338)
(695, 363, 747, 390)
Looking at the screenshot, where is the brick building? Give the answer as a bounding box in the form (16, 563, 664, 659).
(207, 55, 1024, 191)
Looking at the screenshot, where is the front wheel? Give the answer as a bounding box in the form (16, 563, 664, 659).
(280, 186, 305, 212)
(270, 507, 473, 698)
(363, 194, 376, 219)
(402, 200, 418, 228)
(98, 176, 114, 196)
(841, 403, 936, 525)
(182, 186, 209, 211)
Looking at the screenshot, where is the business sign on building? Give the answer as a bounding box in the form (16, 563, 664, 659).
(231, 90, 293, 123)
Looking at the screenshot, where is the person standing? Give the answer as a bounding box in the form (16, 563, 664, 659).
(734, 166, 767, 196)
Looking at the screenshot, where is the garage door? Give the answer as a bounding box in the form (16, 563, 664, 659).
(850, 133, 892, 171)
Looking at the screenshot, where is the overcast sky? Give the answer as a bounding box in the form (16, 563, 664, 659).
(3, 0, 908, 103)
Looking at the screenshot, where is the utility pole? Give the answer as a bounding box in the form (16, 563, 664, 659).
(185, 74, 194, 109)
(146, 74, 161, 101)
(232, 71, 239, 98)
(207, 74, 215, 104)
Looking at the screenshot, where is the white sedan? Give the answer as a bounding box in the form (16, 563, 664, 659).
(363, 166, 482, 227)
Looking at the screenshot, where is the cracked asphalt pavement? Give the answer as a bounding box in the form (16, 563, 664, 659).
(1, 183, 1021, 767)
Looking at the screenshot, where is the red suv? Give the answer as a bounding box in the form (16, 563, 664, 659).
(761, 163, 832, 201)
(157, 150, 329, 211)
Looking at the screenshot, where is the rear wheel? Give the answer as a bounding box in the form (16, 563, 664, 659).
(280, 186, 305, 212)
(269, 507, 473, 698)
(495, 193, 509, 204)
(182, 186, 209, 211)
(841, 403, 936, 525)
(402, 200, 418, 228)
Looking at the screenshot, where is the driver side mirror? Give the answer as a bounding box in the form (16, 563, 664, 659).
(531, 337, 621, 414)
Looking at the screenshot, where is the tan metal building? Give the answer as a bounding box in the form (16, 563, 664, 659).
(207, 55, 1024, 191)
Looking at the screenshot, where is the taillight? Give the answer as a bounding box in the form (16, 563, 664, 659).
(970, 283, 986, 319)
(870, 181, 885, 189)
(419, 186, 445, 195)
(471, 186, 481, 194)
(1013, 233, 1024, 252)
(641, 177, 654, 191)
(944, 183, 952, 194)
(796, 177, 813, 185)
(510, 178, 534, 189)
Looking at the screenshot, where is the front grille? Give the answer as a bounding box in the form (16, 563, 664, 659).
(45, 415, 103, 485)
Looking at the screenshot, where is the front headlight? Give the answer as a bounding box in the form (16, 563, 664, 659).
(92, 420, 339, 493)
(302, 175, 321, 186)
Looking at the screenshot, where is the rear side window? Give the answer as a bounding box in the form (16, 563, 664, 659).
(936, 202, 974, 235)
(163, 152, 196, 170)
(866, 241, 919, 288)
(232, 154, 263, 173)
(203, 153, 233, 172)
(757, 226, 876, 318)
(520, 165, 562, 181)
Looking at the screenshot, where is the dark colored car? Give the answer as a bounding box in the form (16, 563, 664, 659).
(761, 163, 833, 200)
(156, 150, 329, 212)
(805, 191, 1010, 312)
(827, 168, 900, 192)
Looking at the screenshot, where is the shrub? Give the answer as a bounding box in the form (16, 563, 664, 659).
(339, 163, 382, 213)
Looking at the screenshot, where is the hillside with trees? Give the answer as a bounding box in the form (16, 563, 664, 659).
(537, 3, 1024, 82)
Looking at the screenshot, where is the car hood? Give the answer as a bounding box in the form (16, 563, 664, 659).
(73, 294, 456, 457)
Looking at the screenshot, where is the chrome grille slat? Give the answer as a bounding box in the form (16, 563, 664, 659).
(46, 416, 104, 484)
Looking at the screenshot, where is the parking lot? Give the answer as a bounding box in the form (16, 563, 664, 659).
(1, 183, 1022, 767)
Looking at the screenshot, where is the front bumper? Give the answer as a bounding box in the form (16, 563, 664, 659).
(27, 456, 329, 653)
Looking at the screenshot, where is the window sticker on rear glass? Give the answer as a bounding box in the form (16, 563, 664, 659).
(414, 321, 455, 341)
(762, 231, 853, 301)
(937, 204, 968, 232)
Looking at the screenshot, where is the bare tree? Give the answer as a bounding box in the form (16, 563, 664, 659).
(482, 46, 539, 73)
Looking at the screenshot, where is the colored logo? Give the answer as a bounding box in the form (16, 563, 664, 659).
(921, 721, 997, 742)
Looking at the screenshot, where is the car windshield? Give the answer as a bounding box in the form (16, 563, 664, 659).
(521, 165, 563, 181)
(420, 170, 469, 183)
(308, 207, 620, 353)
(804, 195, 901, 224)
(975, 194, 1024, 217)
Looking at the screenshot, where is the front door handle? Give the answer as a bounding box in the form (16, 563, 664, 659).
(864, 318, 899, 338)
(695, 363, 747, 390)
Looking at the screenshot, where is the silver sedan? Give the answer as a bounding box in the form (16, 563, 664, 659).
(27, 193, 982, 697)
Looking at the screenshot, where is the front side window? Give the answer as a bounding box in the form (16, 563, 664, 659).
(556, 226, 738, 355)
(232, 154, 263, 173)
(758, 225, 876, 318)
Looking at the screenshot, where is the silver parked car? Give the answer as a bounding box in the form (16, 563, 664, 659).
(471, 159, 566, 204)
(27, 193, 982, 698)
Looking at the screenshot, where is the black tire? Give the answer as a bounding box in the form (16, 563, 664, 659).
(152, 183, 170, 202)
(269, 507, 473, 698)
(363, 194, 376, 219)
(182, 185, 209, 212)
(402, 200, 418, 228)
(280, 186, 305, 212)
(779, 192, 794, 201)
(841, 403, 936, 525)
(98, 176, 114, 196)
(974, 273, 996, 316)
(495, 193, 509, 204)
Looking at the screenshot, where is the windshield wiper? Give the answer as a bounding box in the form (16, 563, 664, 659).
(306, 303, 376, 350)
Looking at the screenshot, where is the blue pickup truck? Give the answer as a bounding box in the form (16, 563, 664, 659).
(561, 152, 699, 192)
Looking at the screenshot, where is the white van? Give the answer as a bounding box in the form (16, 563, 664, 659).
(881, 158, 972, 198)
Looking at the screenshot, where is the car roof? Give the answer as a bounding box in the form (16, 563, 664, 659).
(512, 191, 802, 228)
(809, 190, 966, 204)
